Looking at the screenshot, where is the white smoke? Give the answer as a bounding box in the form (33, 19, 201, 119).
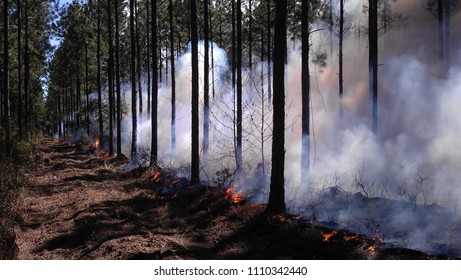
(98, 0, 461, 255)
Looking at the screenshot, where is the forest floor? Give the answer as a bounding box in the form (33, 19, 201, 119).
(14, 137, 445, 260)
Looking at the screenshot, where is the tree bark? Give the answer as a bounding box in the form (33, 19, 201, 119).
(24, 0, 30, 133)
(301, 0, 310, 182)
(130, 0, 138, 162)
(203, 0, 210, 157)
(266, 0, 272, 107)
(369, 0, 378, 134)
(339, 0, 344, 119)
(236, 0, 243, 171)
(267, 0, 286, 214)
(151, 0, 158, 165)
(97, 0, 103, 145)
(169, 0, 176, 155)
(146, 0, 151, 117)
(17, 0, 23, 140)
(85, 42, 90, 137)
(190, 0, 200, 185)
(108, 0, 114, 155)
(135, 0, 143, 121)
(3, 0, 11, 155)
(115, 0, 122, 156)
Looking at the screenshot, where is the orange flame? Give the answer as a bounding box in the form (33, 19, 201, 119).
(343, 233, 361, 242)
(277, 215, 287, 222)
(367, 245, 376, 252)
(322, 230, 338, 242)
(152, 171, 161, 183)
(170, 179, 181, 185)
(225, 185, 245, 204)
(92, 138, 100, 150)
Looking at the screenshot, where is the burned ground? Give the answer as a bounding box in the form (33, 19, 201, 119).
(14, 137, 448, 260)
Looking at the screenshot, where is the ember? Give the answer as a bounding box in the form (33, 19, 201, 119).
(152, 171, 161, 183)
(225, 185, 245, 204)
(170, 179, 181, 185)
(371, 226, 383, 242)
(368, 245, 376, 252)
(92, 138, 100, 150)
(323, 230, 338, 242)
(343, 233, 361, 242)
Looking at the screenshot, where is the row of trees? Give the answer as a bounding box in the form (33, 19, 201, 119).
(1, 0, 456, 213)
(0, 0, 54, 157)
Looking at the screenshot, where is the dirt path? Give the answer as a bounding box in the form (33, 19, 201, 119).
(15, 137, 273, 260)
(16, 138, 146, 259)
(15, 137, 440, 260)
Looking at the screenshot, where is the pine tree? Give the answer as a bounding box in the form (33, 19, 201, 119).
(267, 0, 286, 214)
(190, 0, 200, 185)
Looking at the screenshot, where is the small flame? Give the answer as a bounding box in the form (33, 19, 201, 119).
(225, 185, 245, 204)
(152, 171, 161, 183)
(322, 230, 338, 242)
(92, 138, 100, 150)
(371, 226, 383, 243)
(367, 245, 376, 252)
(170, 179, 181, 185)
(343, 233, 361, 242)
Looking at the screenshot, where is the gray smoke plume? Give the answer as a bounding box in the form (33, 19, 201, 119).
(107, 0, 461, 256)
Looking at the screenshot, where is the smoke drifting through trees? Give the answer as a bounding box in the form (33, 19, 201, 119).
(39, 0, 461, 255)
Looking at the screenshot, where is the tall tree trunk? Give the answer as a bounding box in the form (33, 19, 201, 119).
(115, 0, 122, 156)
(301, 0, 310, 182)
(158, 46, 162, 84)
(203, 0, 210, 157)
(260, 29, 265, 176)
(135, 0, 143, 122)
(231, 0, 236, 96)
(231, 0, 237, 168)
(190, 0, 200, 185)
(210, 5, 215, 99)
(339, 0, 344, 119)
(150, 0, 158, 165)
(236, 0, 242, 171)
(17, 0, 22, 140)
(3, 0, 11, 155)
(169, 0, 176, 155)
(146, 0, 151, 116)
(130, 0, 138, 163)
(267, 0, 286, 214)
(24, 0, 30, 134)
(108, 0, 114, 155)
(266, 0, 272, 107)
(130, 0, 138, 162)
(248, 0, 252, 70)
(76, 64, 81, 129)
(97, 0, 103, 145)
(85, 42, 90, 137)
(369, 0, 378, 134)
